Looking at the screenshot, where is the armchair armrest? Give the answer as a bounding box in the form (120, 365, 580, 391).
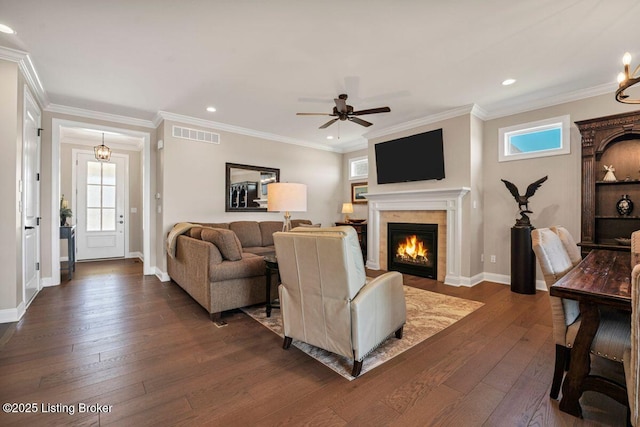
(351, 271, 406, 360)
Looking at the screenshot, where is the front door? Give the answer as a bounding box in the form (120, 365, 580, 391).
(76, 152, 127, 260)
(23, 88, 41, 304)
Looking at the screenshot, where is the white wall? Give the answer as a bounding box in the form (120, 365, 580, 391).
(0, 60, 20, 311)
(157, 120, 343, 273)
(342, 148, 369, 221)
(482, 92, 633, 281)
(367, 113, 479, 279)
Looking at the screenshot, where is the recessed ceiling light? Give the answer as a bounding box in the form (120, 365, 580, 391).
(502, 78, 516, 86)
(0, 24, 16, 34)
(326, 136, 334, 140)
(206, 106, 216, 112)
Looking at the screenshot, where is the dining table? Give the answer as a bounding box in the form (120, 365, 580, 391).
(549, 249, 631, 418)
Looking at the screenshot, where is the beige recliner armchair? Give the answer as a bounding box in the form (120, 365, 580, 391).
(273, 226, 406, 377)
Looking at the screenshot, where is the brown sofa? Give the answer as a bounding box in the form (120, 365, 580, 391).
(167, 220, 312, 323)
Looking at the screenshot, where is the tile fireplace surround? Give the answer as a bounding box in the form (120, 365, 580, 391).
(365, 188, 470, 286)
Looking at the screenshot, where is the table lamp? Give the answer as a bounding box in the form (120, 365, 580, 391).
(341, 202, 353, 222)
(268, 182, 307, 231)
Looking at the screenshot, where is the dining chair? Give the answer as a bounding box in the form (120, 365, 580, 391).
(624, 264, 639, 426)
(532, 227, 630, 399)
(550, 226, 582, 266)
(631, 230, 640, 269)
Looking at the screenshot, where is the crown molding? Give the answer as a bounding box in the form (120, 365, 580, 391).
(335, 137, 368, 153)
(45, 104, 156, 129)
(364, 104, 478, 140)
(482, 82, 617, 120)
(0, 47, 49, 108)
(154, 111, 340, 152)
(61, 136, 143, 151)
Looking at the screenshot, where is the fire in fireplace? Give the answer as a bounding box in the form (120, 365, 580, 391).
(387, 223, 437, 279)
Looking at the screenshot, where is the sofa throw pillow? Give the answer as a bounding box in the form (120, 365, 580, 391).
(201, 228, 243, 261)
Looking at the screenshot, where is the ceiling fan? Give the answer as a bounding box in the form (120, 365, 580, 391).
(296, 94, 390, 129)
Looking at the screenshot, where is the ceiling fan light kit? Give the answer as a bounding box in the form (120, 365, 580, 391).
(297, 93, 390, 129)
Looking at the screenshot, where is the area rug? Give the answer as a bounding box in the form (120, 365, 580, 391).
(241, 286, 484, 380)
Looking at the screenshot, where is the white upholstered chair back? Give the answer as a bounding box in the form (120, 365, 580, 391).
(631, 230, 640, 270)
(274, 226, 367, 359)
(274, 225, 406, 377)
(531, 228, 580, 345)
(550, 226, 582, 266)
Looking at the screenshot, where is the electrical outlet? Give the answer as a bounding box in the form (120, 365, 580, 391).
(481, 254, 484, 262)
(490, 255, 496, 263)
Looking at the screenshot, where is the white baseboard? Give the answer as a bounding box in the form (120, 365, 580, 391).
(127, 251, 143, 260)
(41, 276, 59, 287)
(155, 267, 170, 282)
(482, 272, 547, 291)
(0, 302, 25, 323)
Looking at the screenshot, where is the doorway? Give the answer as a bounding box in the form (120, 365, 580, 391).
(74, 151, 128, 260)
(51, 119, 152, 284)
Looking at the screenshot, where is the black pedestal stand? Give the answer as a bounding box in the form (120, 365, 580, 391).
(510, 225, 536, 294)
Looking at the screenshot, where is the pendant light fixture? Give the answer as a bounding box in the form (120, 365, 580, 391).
(94, 132, 112, 161)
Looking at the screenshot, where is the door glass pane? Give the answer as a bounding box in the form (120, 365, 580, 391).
(102, 208, 116, 231)
(84, 158, 120, 232)
(102, 186, 116, 208)
(87, 185, 101, 207)
(103, 163, 116, 186)
(87, 161, 102, 185)
(87, 208, 101, 231)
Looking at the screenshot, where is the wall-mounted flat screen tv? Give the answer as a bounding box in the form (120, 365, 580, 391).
(375, 128, 445, 184)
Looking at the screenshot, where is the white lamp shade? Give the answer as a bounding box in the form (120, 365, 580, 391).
(267, 183, 307, 212)
(341, 202, 354, 214)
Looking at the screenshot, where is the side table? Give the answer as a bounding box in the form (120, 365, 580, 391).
(264, 254, 279, 317)
(60, 225, 76, 280)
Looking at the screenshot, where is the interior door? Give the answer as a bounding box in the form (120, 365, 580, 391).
(76, 152, 127, 260)
(23, 89, 41, 304)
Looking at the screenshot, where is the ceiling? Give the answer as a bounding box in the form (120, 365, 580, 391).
(1, 0, 638, 152)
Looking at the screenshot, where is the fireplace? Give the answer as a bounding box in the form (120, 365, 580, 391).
(387, 223, 438, 279)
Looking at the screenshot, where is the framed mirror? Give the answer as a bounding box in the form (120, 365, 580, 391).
(225, 163, 280, 212)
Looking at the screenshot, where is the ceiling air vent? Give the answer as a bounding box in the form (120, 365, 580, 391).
(172, 125, 220, 144)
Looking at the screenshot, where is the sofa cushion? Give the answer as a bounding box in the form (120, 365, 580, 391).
(259, 221, 283, 246)
(291, 219, 312, 228)
(229, 221, 262, 247)
(210, 253, 266, 282)
(199, 222, 230, 229)
(201, 228, 243, 261)
(188, 226, 205, 240)
(244, 245, 275, 255)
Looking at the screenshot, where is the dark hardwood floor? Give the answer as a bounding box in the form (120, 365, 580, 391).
(0, 259, 627, 426)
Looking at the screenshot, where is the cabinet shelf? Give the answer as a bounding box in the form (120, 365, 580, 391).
(595, 215, 640, 220)
(577, 110, 640, 256)
(595, 180, 640, 185)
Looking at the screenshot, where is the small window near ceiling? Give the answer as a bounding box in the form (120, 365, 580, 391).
(349, 156, 368, 180)
(498, 115, 570, 162)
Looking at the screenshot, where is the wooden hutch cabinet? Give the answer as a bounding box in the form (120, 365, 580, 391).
(577, 110, 640, 254)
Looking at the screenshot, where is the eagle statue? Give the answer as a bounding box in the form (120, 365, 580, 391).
(501, 176, 548, 226)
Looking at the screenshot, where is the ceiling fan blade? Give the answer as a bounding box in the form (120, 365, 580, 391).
(334, 97, 347, 114)
(296, 112, 333, 116)
(348, 117, 373, 127)
(352, 106, 391, 116)
(319, 118, 339, 129)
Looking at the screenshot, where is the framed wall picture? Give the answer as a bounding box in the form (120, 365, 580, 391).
(351, 182, 368, 204)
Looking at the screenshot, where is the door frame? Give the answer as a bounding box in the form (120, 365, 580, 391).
(51, 119, 153, 285)
(22, 85, 41, 305)
(72, 149, 130, 260)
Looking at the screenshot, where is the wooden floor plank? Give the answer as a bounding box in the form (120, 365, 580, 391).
(0, 260, 627, 426)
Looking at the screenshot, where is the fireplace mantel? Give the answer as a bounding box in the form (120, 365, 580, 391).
(364, 187, 470, 286)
